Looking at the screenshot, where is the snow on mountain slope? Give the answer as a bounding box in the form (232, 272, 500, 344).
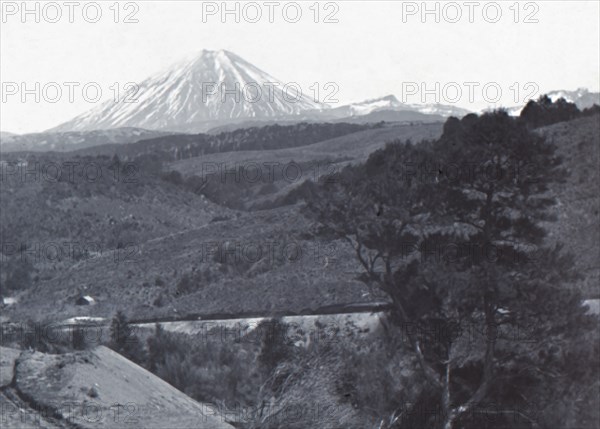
(505, 88, 600, 116)
(329, 94, 471, 118)
(0, 131, 18, 144)
(51, 50, 326, 133)
(335, 95, 404, 116)
(546, 88, 600, 109)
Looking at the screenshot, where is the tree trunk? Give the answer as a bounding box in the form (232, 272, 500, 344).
(443, 413, 456, 429)
(441, 359, 455, 429)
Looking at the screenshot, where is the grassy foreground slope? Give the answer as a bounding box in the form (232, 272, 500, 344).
(1, 346, 234, 429)
(539, 115, 600, 295)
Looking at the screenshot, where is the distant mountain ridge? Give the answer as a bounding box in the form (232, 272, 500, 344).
(505, 88, 600, 116)
(546, 88, 600, 109)
(14, 47, 595, 150)
(48, 50, 468, 136)
(327, 94, 471, 118)
(0, 128, 177, 152)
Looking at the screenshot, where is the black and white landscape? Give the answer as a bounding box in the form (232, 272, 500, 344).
(1, 2, 599, 429)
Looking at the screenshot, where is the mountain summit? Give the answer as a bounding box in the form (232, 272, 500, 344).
(51, 50, 325, 133)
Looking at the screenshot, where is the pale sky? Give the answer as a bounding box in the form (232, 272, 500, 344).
(1, 0, 599, 134)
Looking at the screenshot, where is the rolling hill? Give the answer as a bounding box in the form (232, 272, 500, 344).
(3, 115, 596, 323)
(1, 123, 445, 322)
